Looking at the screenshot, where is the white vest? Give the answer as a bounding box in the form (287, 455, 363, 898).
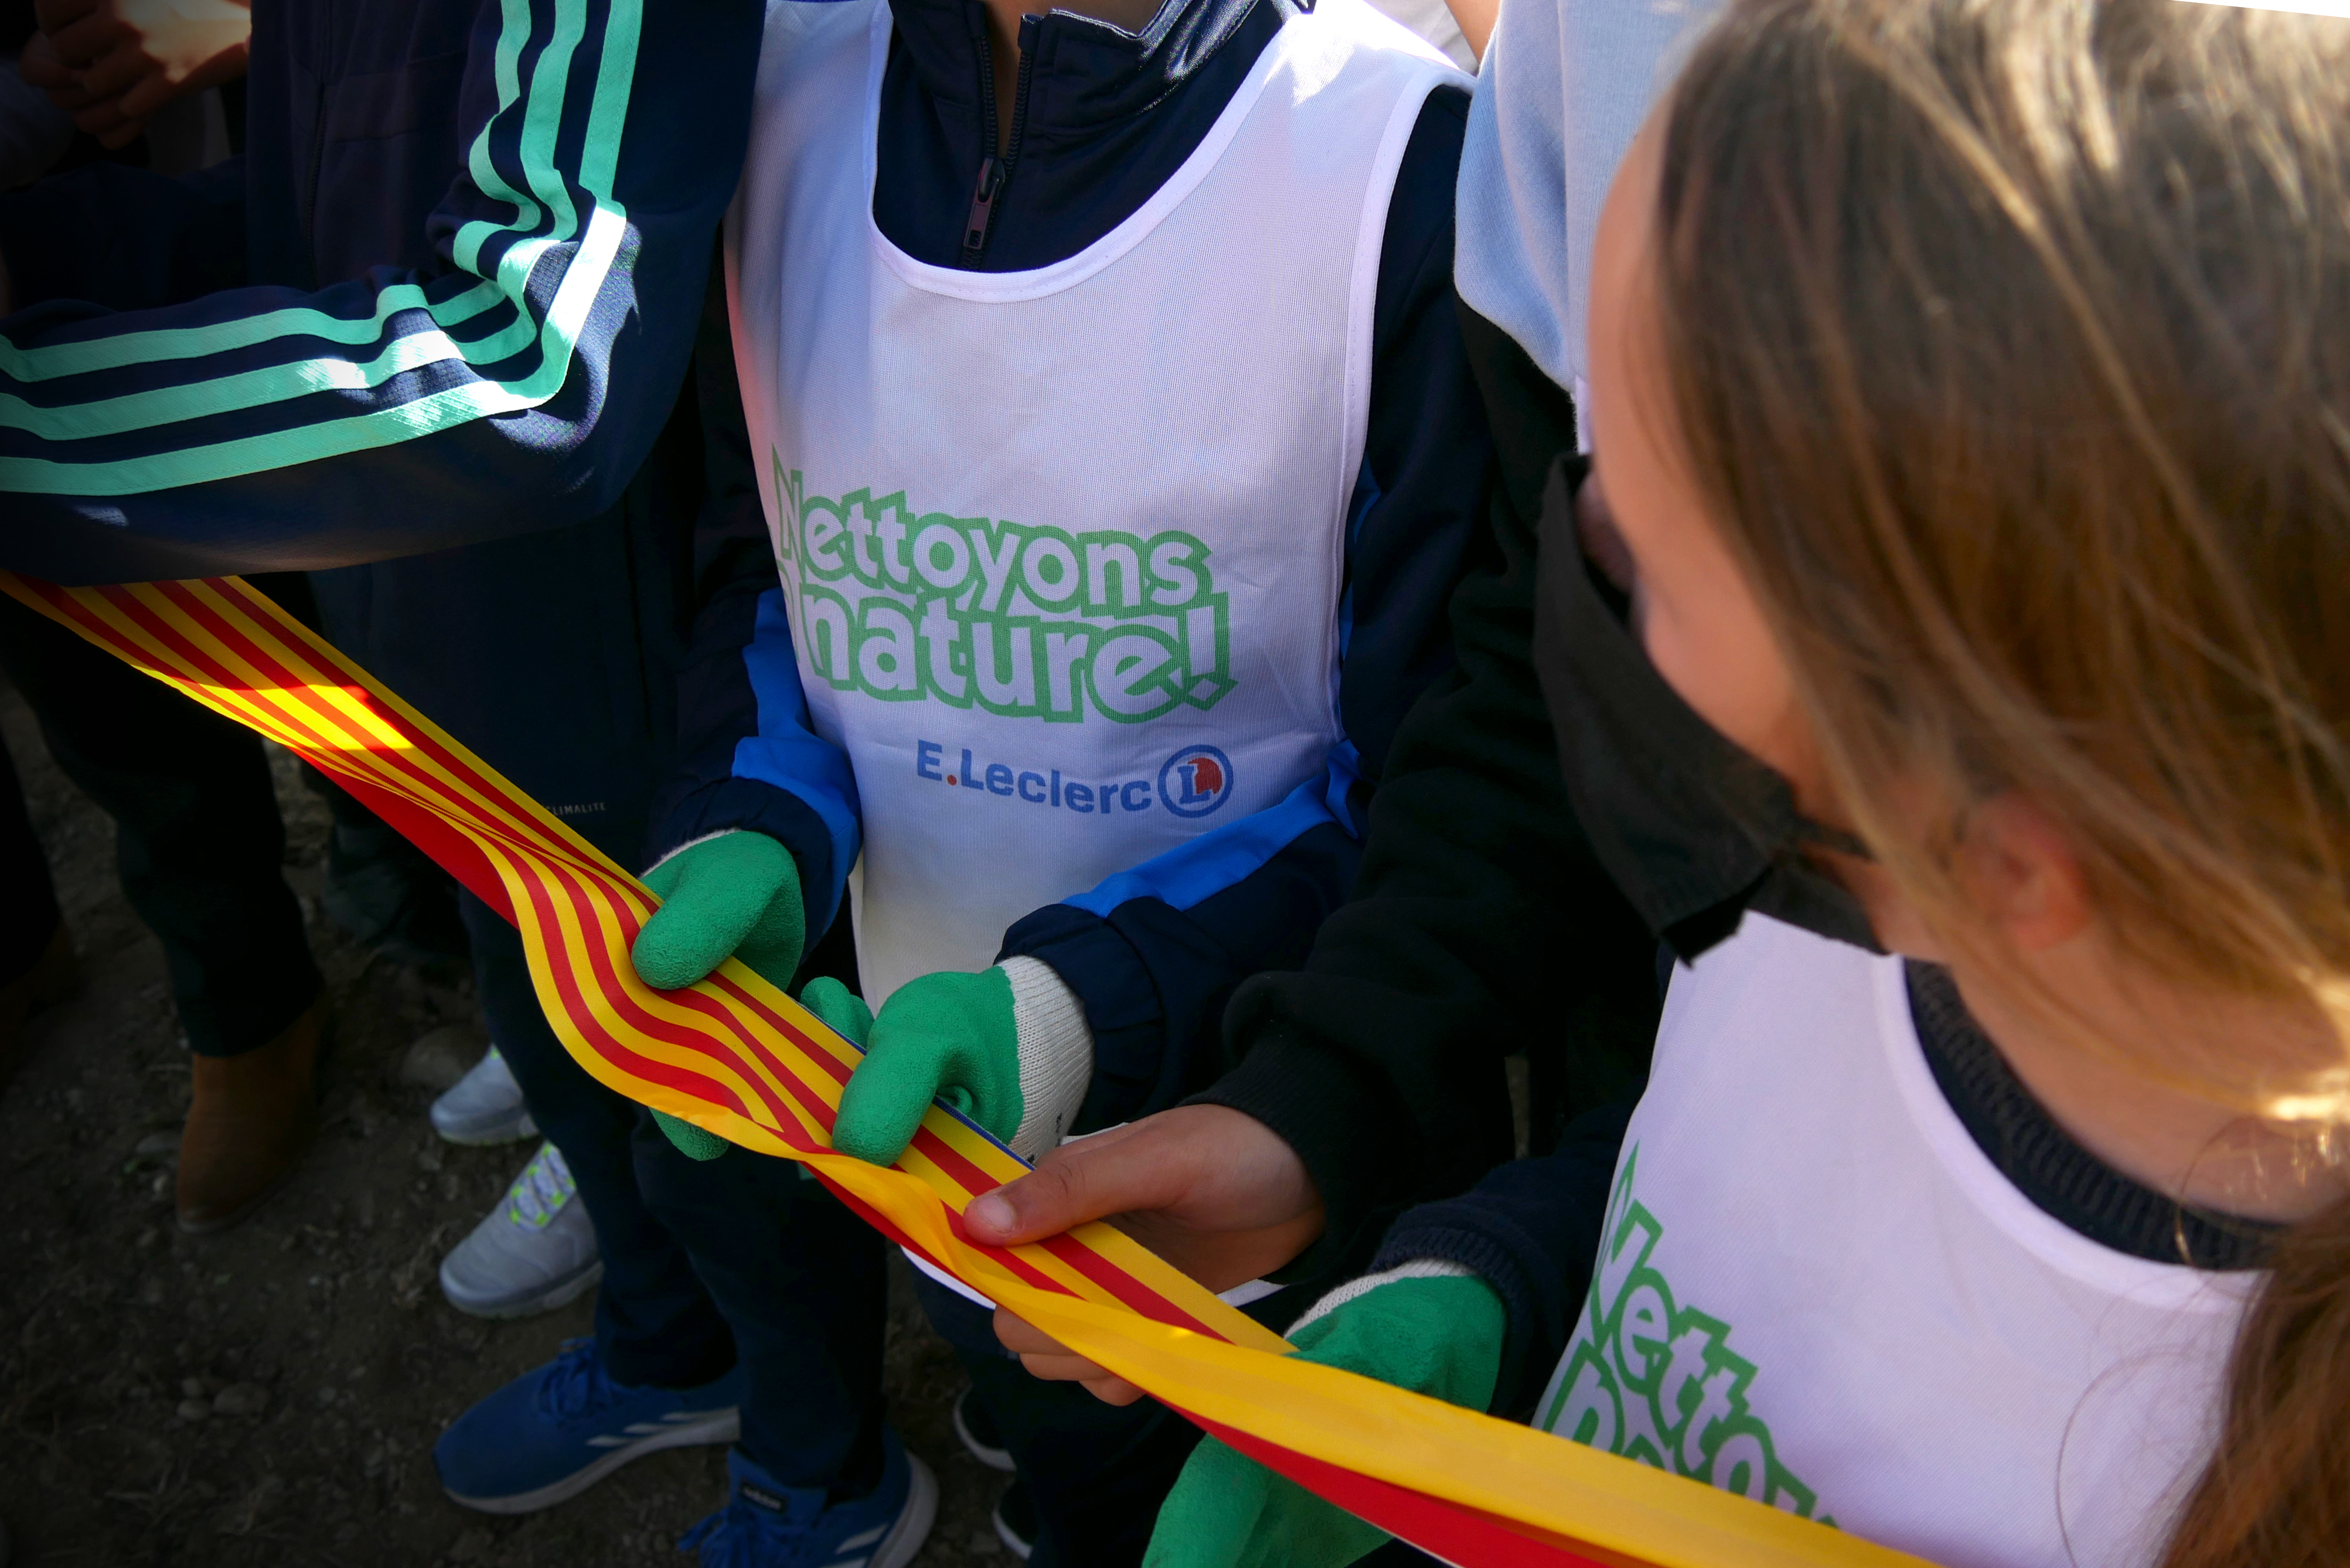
(727, 0, 1463, 1003)
(1535, 915, 2253, 1568)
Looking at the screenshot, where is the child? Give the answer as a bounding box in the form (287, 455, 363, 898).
(626, 0, 1489, 1559)
(0, 0, 880, 1550)
(1146, 0, 2350, 1563)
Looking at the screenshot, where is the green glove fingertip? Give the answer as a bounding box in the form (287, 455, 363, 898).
(831, 967, 1021, 1168)
(652, 1106, 729, 1161)
(633, 831, 806, 993)
(832, 1068, 929, 1167)
(1150, 1430, 1386, 1568)
(1146, 1436, 1272, 1568)
(1145, 1274, 1503, 1568)
(1292, 1273, 1507, 1413)
(799, 975, 874, 1048)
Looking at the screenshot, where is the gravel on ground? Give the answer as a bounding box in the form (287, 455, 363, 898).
(0, 675, 1012, 1568)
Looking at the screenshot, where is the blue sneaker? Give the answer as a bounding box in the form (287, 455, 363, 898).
(435, 1339, 744, 1515)
(679, 1435, 937, 1568)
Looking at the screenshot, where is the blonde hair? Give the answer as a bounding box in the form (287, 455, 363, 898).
(1650, 1, 2350, 1562)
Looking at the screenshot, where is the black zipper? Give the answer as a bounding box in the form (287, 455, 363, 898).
(960, 13, 1041, 265)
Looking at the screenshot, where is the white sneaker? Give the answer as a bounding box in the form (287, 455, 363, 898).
(953, 1387, 1016, 1472)
(440, 1142, 602, 1320)
(430, 1045, 539, 1146)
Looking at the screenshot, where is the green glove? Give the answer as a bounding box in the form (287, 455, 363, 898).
(653, 976, 873, 1162)
(1145, 1272, 1508, 1568)
(650, 1108, 728, 1161)
(832, 967, 1021, 1166)
(632, 831, 805, 993)
(799, 974, 874, 1047)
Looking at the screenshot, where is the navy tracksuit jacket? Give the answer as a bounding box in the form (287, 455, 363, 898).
(0, 0, 904, 1504)
(0, 0, 768, 848)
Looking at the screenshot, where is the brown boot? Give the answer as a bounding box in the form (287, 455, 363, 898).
(0, 922, 80, 1096)
(176, 998, 327, 1235)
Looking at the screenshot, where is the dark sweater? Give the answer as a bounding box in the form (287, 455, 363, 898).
(1194, 302, 1662, 1280)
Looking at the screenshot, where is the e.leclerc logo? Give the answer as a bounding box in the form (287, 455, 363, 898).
(1157, 745, 1234, 819)
(915, 738, 1236, 822)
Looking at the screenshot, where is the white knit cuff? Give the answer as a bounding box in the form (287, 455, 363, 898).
(1000, 956, 1094, 1163)
(645, 827, 742, 875)
(1288, 1258, 1475, 1336)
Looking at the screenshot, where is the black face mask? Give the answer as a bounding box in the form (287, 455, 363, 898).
(1531, 456, 1880, 962)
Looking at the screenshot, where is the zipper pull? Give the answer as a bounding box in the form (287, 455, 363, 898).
(963, 155, 1004, 258)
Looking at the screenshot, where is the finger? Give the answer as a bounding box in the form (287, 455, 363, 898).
(629, 896, 757, 991)
(33, 0, 104, 29)
(95, 116, 145, 148)
(17, 34, 78, 90)
(46, 11, 128, 70)
(651, 1107, 728, 1161)
(1077, 1373, 1147, 1406)
(964, 1120, 1197, 1245)
(798, 976, 873, 1047)
(633, 835, 797, 990)
(117, 62, 215, 121)
(74, 43, 156, 101)
(990, 1307, 1074, 1358)
(993, 1310, 1145, 1402)
(1011, 1352, 1145, 1404)
(1145, 1440, 1271, 1568)
(1009, 1349, 1101, 1382)
(830, 1041, 938, 1166)
(68, 98, 132, 136)
(114, 78, 173, 121)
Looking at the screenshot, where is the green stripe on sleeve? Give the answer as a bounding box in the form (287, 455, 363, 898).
(0, 294, 540, 437)
(1, 0, 646, 497)
(577, 0, 643, 197)
(0, 281, 506, 385)
(0, 382, 543, 495)
(0, 203, 629, 495)
(454, 0, 547, 277)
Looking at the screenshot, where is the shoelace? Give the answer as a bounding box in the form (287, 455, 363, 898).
(677, 1499, 813, 1567)
(507, 1143, 576, 1229)
(532, 1339, 619, 1420)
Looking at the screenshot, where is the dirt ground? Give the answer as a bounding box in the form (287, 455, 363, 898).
(0, 675, 1012, 1568)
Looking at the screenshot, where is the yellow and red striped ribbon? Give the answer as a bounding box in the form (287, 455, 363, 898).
(2, 570, 1932, 1568)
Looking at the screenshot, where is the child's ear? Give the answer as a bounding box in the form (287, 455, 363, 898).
(1960, 793, 2093, 951)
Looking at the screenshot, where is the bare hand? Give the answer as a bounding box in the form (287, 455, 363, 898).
(966, 1104, 1323, 1405)
(31, 0, 251, 149)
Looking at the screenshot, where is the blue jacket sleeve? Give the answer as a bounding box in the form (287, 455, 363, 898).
(0, 0, 762, 584)
(647, 263, 861, 937)
(1370, 1100, 1635, 1420)
(998, 88, 1490, 1130)
(0, 158, 248, 313)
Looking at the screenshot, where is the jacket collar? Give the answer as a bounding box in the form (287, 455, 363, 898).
(883, 0, 1295, 143)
